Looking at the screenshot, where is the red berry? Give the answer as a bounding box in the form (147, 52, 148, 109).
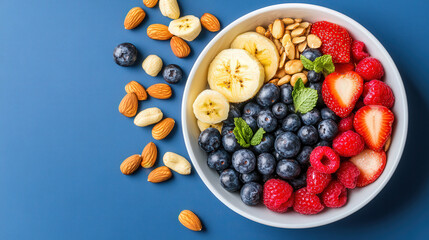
(355, 57, 384, 81)
(322, 180, 348, 208)
(263, 179, 293, 213)
(350, 149, 386, 187)
(311, 21, 352, 63)
(293, 187, 325, 215)
(310, 146, 340, 174)
(306, 166, 331, 194)
(351, 40, 370, 62)
(336, 161, 360, 189)
(332, 130, 365, 157)
(363, 80, 395, 109)
(334, 62, 355, 74)
(338, 113, 354, 132)
(354, 99, 365, 112)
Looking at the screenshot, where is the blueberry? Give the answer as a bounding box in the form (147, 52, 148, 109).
(252, 134, 274, 153)
(321, 108, 339, 122)
(308, 82, 324, 107)
(297, 125, 319, 145)
(257, 153, 276, 175)
(315, 140, 332, 148)
(232, 101, 248, 113)
(240, 171, 261, 183)
(113, 43, 138, 66)
(276, 159, 301, 180)
(282, 114, 302, 132)
(257, 110, 277, 132)
(287, 104, 295, 113)
(240, 182, 263, 206)
(242, 115, 257, 132)
(318, 119, 339, 141)
(262, 173, 276, 182)
(288, 173, 307, 190)
(222, 133, 241, 153)
(296, 146, 313, 166)
(300, 109, 321, 126)
(301, 48, 322, 62)
(199, 128, 222, 153)
(272, 102, 288, 119)
(256, 83, 280, 107)
(280, 84, 293, 104)
(223, 106, 241, 126)
(207, 149, 231, 171)
(274, 129, 285, 137)
(232, 149, 256, 174)
(220, 169, 242, 192)
(274, 151, 283, 161)
(243, 102, 261, 118)
(221, 126, 234, 136)
(162, 64, 183, 84)
(275, 132, 301, 158)
(307, 70, 322, 83)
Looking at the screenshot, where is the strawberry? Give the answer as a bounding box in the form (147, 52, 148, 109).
(363, 80, 395, 109)
(322, 71, 364, 118)
(311, 21, 352, 63)
(354, 105, 394, 151)
(334, 62, 355, 74)
(349, 149, 386, 187)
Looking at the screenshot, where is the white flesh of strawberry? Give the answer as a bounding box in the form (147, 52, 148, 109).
(334, 75, 355, 106)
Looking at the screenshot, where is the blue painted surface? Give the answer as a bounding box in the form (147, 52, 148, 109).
(1, 0, 428, 239)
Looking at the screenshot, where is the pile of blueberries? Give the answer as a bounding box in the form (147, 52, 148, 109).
(198, 49, 340, 206)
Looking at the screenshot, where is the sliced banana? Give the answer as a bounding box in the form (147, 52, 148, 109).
(208, 49, 264, 103)
(193, 90, 230, 124)
(168, 15, 201, 41)
(197, 120, 223, 133)
(230, 32, 279, 82)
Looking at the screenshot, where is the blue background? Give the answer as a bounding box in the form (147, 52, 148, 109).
(1, 0, 428, 239)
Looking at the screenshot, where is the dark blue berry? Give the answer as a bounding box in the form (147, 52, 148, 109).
(276, 159, 301, 180)
(257, 153, 276, 175)
(113, 43, 138, 66)
(280, 84, 293, 104)
(321, 108, 339, 122)
(256, 83, 280, 107)
(288, 173, 307, 190)
(207, 149, 231, 171)
(318, 119, 339, 141)
(274, 151, 282, 161)
(296, 146, 313, 166)
(221, 126, 234, 136)
(199, 128, 222, 153)
(287, 104, 295, 113)
(223, 106, 241, 126)
(272, 102, 288, 119)
(282, 113, 302, 132)
(240, 182, 263, 206)
(257, 110, 277, 132)
(220, 169, 242, 192)
(301, 48, 322, 62)
(240, 171, 261, 183)
(162, 64, 183, 84)
(274, 132, 301, 158)
(252, 134, 274, 153)
(309, 82, 324, 107)
(274, 129, 285, 137)
(242, 102, 261, 118)
(300, 109, 321, 126)
(242, 115, 257, 133)
(222, 132, 241, 153)
(315, 140, 332, 148)
(307, 70, 322, 83)
(232, 149, 256, 174)
(262, 173, 276, 182)
(297, 125, 319, 145)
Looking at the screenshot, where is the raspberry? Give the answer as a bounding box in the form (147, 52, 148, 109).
(322, 180, 348, 208)
(363, 80, 395, 109)
(355, 57, 384, 81)
(293, 187, 324, 215)
(263, 179, 293, 213)
(351, 40, 370, 62)
(310, 146, 340, 174)
(332, 130, 365, 157)
(336, 161, 360, 189)
(306, 166, 331, 194)
(338, 113, 354, 132)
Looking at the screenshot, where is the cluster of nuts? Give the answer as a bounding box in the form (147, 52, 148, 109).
(256, 18, 322, 87)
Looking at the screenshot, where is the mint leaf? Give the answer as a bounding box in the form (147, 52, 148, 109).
(250, 128, 266, 146)
(233, 117, 253, 148)
(300, 55, 314, 70)
(300, 54, 335, 75)
(292, 78, 318, 114)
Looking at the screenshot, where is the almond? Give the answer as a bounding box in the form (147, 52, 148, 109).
(143, 0, 158, 8)
(170, 36, 191, 58)
(147, 24, 173, 40)
(118, 93, 138, 117)
(152, 118, 175, 140)
(124, 7, 146, 30)
(147, 83, 172, 99)
(384, 136, 392, 152)
(159, 0, 180, 19)
(141, 142, 158, 168)
(200, 13, 221, 32)
(120, 154, 142, 175)
(125, 81, 147, 101)
(142, 55, 163, 77)
(272, 19, 285, 39)
(178, 210, 202, 231)
(134, 107, 163, 127)
(163, 152, 191, 175)
(147, 166, 172, 183)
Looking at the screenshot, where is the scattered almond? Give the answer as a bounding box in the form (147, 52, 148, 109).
(278, 75, 291, 86)
(152, 118, 175, 140)
(291, 72, 308, 86)
(141, 142, 158, 168)
(274, 68, 286, 79)
(170, 36, 191, 58)
(291, 27, 306, 38)
(292, 36, 306, 44)
(384, 136, 392, 152)
(286, 22, 299, 30)
(178, 210, 202, 231)
(118, 93, 138, 117)
(159, 0, 180, 19)
(142, 55, 163, 77)
(143, 0, 158, 8)
(201, 13, 221, 32)
(134, 107, 163, 127)
(163, 152, 191, 175)
(294, 18, 303, 23)
(120, 154, 142, 175)
(268, 78, 279, 85)
(256, 26, 266, 35)
(272, 19, 284, 39)
(125, 81, 147, 101)
(282, 18, 294, 25)
(147, 24, 173, 40)
(298, 41, 308, 52)
(148, 166, 172, 183)
(307, 34, 322, 48)
(147, 83, 172, 99)
(284, 60, 303, 75)
(124, 7, 146, 30)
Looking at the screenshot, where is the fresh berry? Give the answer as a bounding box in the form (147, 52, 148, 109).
(222, 132, 241, 153)
(240, 182, 263, 206)
(310, 146, 340, 174)
(113, 43, 138, 66)
(280, 84, 293, 104)
(311, 21, 352, 63)
(301, 109, 321, 126)
(257, 110, 278, 132)
(293, 187, 324, 215)
(349, 149, 386, 187)
(207, 149, 231, 171)
(221, 126, 234, 136)
(315, 141, 331, 148)
(243, 102, 262, 118)
(275, 132, 301, 158)
(289, 173, 307, 190)
(308, 82, 324, 107)
(219, 169, 242, 192)
(257, 153, 276, 175)
(162, 64, 183, 84)
(272, 102, 288, 119)
(321, 180, 347, 208)
(306, 166, 331, 194)
(321, 107, 339, 121)
(351, 40, 370, 62)
(354, 105, 394, 151)
(322, 71, 364, 117)
(355, 57, 384, 81)
(338, 113, 354, 132)
(298, 125, 319, 145)
(252, 134, 275, 153)
(297, 146, 313, 166)
(336, 161, 360, 189)
(276, 159, 301, 180)
(332, 130, 365, 157)
(318, 119, 338, 141)
(363, 80, 395, 108)
(240, 171, 261, 183)
(242, 115, 257, 132)
(334, 62, 355, 73)
(263, 179, 293, 213)
(307, 70, 322, 83)
(282, 113, 302, 132)
(274, 129, 285, 137)
(256, 83, 280, 107)
(223, 106, 241, 126)
(232, 149, 256, 174)
(199, 128, 222, 153)
(301, 48, 323, 61)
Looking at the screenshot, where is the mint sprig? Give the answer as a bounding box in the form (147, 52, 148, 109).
(300, 55, 335, 75)
(292, 78, 318, 114)
(233, 118, 266, 148)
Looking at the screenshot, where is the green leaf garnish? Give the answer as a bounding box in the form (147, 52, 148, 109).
(300, 54, 335, 75)
(233, 117, 265, 147)
(292, 78, 318, 114)
(250, 128, 266, 146)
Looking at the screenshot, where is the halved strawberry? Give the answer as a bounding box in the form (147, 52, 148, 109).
(349, 149, 386, 187)
(354, 105, 394, 151)
(334, 62, 355, 74)
(322, 71, 364, 118)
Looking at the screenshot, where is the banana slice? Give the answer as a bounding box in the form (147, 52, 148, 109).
(230, 32, 279, 82)
(193, 90, 230, 124)
(197, 120, 223, 133)
(208, 49, 264, 103)
(168, 15, 201, 41)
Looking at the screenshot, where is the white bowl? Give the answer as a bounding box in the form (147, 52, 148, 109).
(181, 3, 408, 228)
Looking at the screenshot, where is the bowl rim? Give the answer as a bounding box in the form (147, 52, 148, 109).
(181, 3, 408, 228)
